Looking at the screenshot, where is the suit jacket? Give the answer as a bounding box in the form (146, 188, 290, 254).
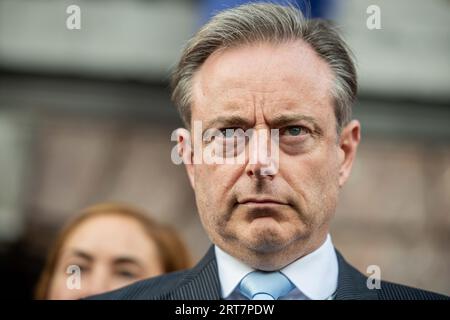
(88, 246, 448, 300)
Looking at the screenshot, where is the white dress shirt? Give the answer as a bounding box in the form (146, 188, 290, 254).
(215, 233, 338, 300)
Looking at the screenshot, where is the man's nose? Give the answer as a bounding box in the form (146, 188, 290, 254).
(245, 129, 279, 179)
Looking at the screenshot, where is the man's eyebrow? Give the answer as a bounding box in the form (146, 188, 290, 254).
(202, 114, 323, 133)
(269, 114, 323, 132)
(203, 115, 252, 130)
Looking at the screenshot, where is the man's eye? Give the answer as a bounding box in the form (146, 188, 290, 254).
(282, 126, 309, 136)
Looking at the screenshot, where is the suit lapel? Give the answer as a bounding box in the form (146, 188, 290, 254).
(170, 246, 222, 300)
(334, 249, 379, 300)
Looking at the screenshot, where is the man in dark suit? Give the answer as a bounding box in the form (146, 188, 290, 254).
(89, 3, 447, 300)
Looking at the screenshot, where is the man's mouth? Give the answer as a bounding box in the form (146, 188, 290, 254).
(238, 197, 289, 206)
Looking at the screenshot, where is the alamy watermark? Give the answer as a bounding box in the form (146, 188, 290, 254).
(66, 265, 81, 290)
(366, 5, 381, 30)
(66, 5, 81, 30)
(366, 265, 382, 289)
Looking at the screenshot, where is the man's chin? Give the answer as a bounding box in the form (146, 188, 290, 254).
(236, 238, 296, 270)
(242, 230, 292, 254)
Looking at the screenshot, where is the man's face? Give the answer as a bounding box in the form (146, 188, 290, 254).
(183, 40, 360, 270)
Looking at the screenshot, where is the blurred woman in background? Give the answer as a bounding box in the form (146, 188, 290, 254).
(35, 202, 191, 299)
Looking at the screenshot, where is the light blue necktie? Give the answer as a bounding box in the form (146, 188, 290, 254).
(239, 271, 295, 300)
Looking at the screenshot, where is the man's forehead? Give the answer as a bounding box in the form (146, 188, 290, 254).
(191, 41, 334, 121)
(193, 41, 333, 92)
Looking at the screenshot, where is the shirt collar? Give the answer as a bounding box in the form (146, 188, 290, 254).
(214, 234, 338, 300)
(215, 244, 253, 298)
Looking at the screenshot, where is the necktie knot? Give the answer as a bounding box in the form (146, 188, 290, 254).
(239, 271, 295, 300)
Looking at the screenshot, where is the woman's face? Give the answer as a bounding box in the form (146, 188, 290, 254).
(47, 214, 164, 299)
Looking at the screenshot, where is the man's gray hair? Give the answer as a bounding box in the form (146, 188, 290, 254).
(171, 2, 357, 133)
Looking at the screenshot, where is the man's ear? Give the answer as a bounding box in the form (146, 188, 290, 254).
(176, 128, 195, 189)
(338, 120, 361, 187)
